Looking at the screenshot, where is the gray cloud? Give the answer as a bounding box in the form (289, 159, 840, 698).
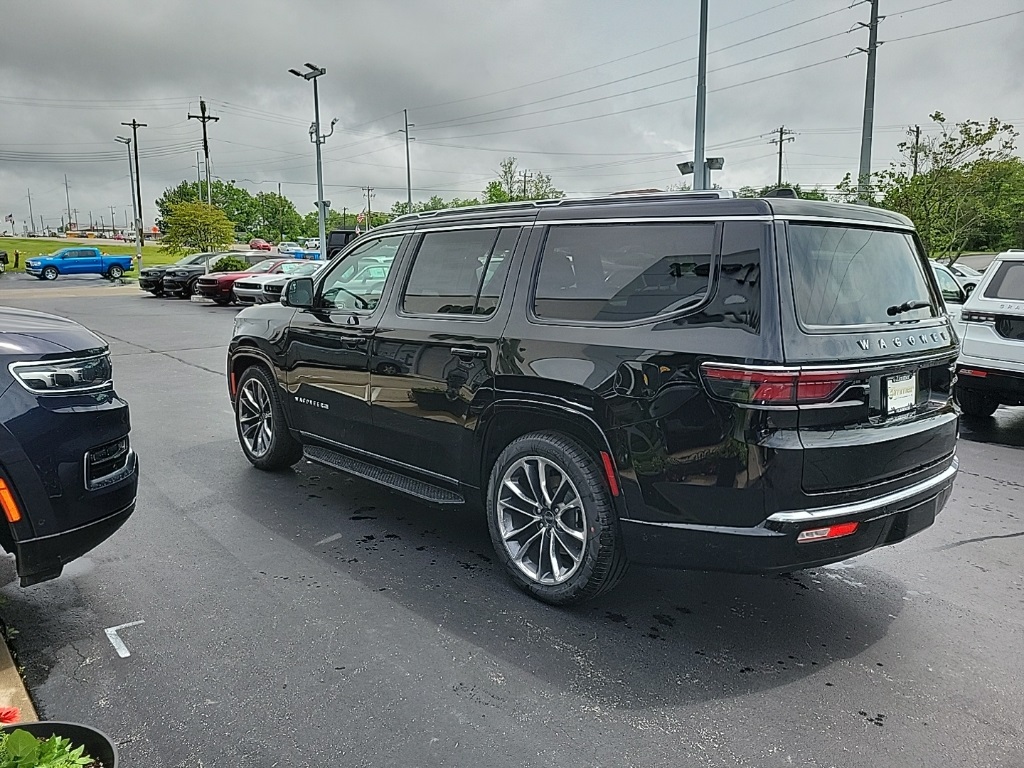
(2, 0, 1022, 231)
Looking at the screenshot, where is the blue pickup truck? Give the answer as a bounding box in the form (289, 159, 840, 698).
(25, 247, 134, 281)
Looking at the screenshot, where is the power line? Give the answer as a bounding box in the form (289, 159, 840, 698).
(410, 0, 803, 112)
(886, 7, 1024, 43)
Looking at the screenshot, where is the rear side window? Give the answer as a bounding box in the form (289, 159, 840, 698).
(982, 261, 1024, 300)
(788, 224, 937, 327)
(403, 228, 519, 316)
(533, 223, 715, 322)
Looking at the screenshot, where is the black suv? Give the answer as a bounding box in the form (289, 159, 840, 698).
(139, 251, 224, 296)
(1, 307, 137, 586)
(227, 192, 959, 604)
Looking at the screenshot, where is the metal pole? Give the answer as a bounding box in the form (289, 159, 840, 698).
(857, 0, 881, 202)
(64, 175, 72, 232)
(404, 108, 413, 214)
(189, 99, 218, 206)
(911, 124, 921, 178)
(692, 0, 709, 191)
(27, 189, 35, 235)
(120, 139, 139, 256)
(313, 77, 327, 257)
(122, 119, 147, 268)
(197, 152, 203, 194)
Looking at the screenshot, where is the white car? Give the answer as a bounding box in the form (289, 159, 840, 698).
(954, 250, 1024, 416)
(946, 262, 985, 295)
(277, 241, 302, 254)
(930, 261, 968, 341)
(304, 238, 319, 250)
(233, 261, 324, 305)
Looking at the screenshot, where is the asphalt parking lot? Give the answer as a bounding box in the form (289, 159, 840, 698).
(0, 285, 1022, 767)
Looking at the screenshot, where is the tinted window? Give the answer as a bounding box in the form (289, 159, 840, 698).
(788, 225, 937, 327)
(982, 261, 1024, 300)
(403, 228, 517, 315)
(533, 223, 715, 322)
(319, 235, 402, 311)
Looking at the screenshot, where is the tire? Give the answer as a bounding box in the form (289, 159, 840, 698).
(182, 279, 199, 299)
(42, 266, 58, 281)
(234, 365, 303, 471)
(107, 265, 124, 280)
(486, 431, 628, 605)
(956, 385, 999, 417)
(149, 289, 164, 297)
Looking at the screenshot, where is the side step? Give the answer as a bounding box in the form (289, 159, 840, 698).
(303, 446, 465, 505)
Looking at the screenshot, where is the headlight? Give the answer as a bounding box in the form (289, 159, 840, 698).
(9, 353, 113, 394)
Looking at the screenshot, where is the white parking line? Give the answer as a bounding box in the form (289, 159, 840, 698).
(104, 620, 145, 658)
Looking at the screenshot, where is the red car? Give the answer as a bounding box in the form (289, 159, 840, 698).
(196, 258, 305, 306)
(249, 238, 272, 251)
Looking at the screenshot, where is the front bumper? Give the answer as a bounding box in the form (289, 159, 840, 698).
(14, 497, 136, 586)
(197, 282, 231, 299)
(25, 266, 41, 276)
(621, 457, 957, 572)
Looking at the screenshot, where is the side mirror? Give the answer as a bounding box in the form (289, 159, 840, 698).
(283, 277, 314, 309)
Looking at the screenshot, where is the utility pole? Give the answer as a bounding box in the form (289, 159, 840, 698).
(26, 189, 35, 235)
(110, 205, 116, 231)
(64, 175, 72, 232)
(520, 171, 531, 198)
(120, 119, 147, 268)
(363, 187, 374, 231)
(401, 109, 415, 213)
(768, 126, 796, 187)
(278, 182, 284, 241)
(911, 124, 921, 178)
(342, 206, 347, 227)
(692, 0, 710, 191)
(188, 98, 219, 206)
(856, 0, 883, 202)
(196, 152, 203, 195)
(119, 118, 146, 268)
(89, 211, 94, 230)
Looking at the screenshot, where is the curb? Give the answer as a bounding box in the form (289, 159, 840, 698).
(0, 635, 37, 723)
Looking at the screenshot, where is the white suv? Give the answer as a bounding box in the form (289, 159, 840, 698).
(955, 250, 1024, 416)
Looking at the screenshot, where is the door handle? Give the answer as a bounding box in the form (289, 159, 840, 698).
(450, 347, 487, 359)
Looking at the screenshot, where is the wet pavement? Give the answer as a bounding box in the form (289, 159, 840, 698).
(0, 292, 1021, 768)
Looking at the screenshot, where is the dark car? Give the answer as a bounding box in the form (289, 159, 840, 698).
(226, 191, 959, 605)
(325, 228, 359, 260)
(0, 307, 138, 586)
(139, 252, 224, 296)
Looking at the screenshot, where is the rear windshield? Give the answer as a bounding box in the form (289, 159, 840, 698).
(982, 261, 1024, 300)
(788, 224, 936, 327)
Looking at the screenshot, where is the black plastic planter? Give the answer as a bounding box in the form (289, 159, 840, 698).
(0, 721, 118, 767)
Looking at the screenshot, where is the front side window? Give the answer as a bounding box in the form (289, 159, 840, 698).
(319, 235, 403, 311)
(788, 225, 937, 327)
(932, 266, 963, 304)
(402, 228, 519, 316)
(533, 223, 715, 322)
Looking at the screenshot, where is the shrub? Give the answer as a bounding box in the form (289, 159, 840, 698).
(210, 255, 250, 273)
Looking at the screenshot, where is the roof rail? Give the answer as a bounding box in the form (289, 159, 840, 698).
(391, 189, 738, 223)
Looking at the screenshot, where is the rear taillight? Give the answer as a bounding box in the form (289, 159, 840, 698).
(797, 521, 859, 543)
(700, 364, 852, 405)
(962, 310, 996, 323)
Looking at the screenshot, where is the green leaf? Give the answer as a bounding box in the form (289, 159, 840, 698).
(6, 730, 39, 759)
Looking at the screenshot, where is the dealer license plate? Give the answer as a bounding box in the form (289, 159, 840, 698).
(886, 372, 917, 415)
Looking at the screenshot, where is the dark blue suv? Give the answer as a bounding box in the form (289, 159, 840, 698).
(0, 307, 137, 586)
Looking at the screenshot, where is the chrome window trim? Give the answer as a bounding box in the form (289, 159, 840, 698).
(775, 214, 915, 231)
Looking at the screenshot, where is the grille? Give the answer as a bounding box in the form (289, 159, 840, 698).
(264, 284, 283, 295)
(234, 282, 259, 291)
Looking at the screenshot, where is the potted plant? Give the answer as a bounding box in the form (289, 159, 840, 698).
(0, 718, 117, 768)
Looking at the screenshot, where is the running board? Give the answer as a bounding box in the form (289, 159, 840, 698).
(303, 446, 465, 505)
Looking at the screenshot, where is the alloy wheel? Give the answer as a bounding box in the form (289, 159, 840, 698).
(496, 456, 587, 585)
(237, 377, 274, 457)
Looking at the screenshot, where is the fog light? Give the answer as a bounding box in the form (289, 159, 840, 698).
(797, 521, 859, 543)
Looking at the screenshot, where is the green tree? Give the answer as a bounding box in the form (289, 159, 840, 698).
(737, 183, 828, 200)
(159, 201, 235, 256)
(249, 191, 302, 241)
(483, 157, 564, 203)
(155, 180, 255, 234)
(857, 112, 1019, 262)
(390, 195, 481, 217)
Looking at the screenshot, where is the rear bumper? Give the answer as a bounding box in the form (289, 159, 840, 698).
(14, 498, 135, 586)
(957, 361, 1024, 402)
(621, 456, 957, 572)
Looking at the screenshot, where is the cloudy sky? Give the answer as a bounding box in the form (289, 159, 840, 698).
(2, 0, 1022, 232)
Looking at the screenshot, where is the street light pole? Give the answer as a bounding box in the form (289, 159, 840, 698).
(289, 63, 336, 257)
(121, 119, 147, 269)
(692, 0, 710, 191)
